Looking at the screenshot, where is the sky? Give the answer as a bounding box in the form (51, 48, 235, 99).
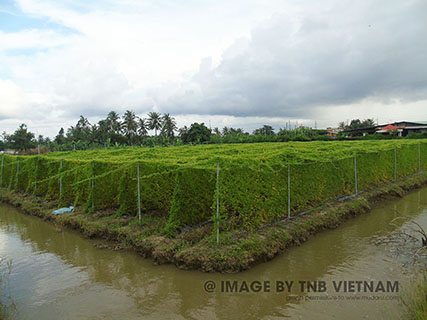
(0, 0, 426, 138)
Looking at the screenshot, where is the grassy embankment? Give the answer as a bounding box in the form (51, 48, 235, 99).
(0, 258, 16, 319)
(400, 272, 427, 320)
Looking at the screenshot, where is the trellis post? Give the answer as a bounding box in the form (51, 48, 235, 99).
(394, 147, 397, 180)
(419, 143, 421, 172)
(16, 158, 19, 189)
(35, 156, 38, 191)
(288, 165, 291, 218)
(354, 155, 358, 194)
(59, 159, 63, 197)
(0, 155, 4, 188)
(137, 161, 141, 221)
(91, 162, 95, 210)
(216, 161, 220, 245)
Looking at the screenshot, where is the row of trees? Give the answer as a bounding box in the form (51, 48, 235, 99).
(2, 113, 418, 153)
(54, 111, 178, 148)
(0, 110, 331, 152)
(0, 124, 38, 152)
(338, 118, 377, 130)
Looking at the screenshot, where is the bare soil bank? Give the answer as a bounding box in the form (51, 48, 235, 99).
(1, 172, 426, 273)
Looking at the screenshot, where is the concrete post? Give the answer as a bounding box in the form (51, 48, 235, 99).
(59, 159, 63, 197)
(354, 155, 358, 194)
(288, 165, 291, 218)
(16, 158, 19, 189)
(35, 157, 38, 191)
(137, 161, 141, 221)
(0, 155, 4, 188)
(91, 162, 95, 210)
(394, 147, 397, 180)
(216, 161, 220, 245)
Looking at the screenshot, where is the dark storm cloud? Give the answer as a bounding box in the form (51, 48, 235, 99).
(158, 0, 427, 118)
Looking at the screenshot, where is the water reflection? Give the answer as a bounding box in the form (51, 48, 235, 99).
(0, 187, 426, 320)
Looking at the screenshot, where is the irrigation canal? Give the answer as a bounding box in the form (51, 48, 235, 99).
(1, 187, 426, 319)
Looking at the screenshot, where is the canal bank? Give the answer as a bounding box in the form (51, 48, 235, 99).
(0, 185, 426, 319)
(0, 171, 426, 273)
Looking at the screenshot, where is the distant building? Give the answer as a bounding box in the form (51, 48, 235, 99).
(0, 150, 17, 155)
(326, 127, 340, 138)
(343, 121, 427, 137)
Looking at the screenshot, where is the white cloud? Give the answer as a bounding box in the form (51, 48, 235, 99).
(0, 29, 72, 51)
(0, 78, 48, 119)
(157, 0, 427, 118)
(0, 0, 426, 137)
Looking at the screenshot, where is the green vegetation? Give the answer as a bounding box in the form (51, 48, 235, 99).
(1, 140, 426, 234)
(2, 171, 426, 272)
(1, 124, 36, 152)
(400, 272, 427, 320)
(1, 111, 425, 154)
(338, 118, 377, 130)
(0, 258, 16, 320)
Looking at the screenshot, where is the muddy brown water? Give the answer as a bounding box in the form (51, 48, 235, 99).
(1, 188, 426, 320)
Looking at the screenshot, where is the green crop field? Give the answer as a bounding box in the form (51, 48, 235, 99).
(43, 139, 426, 165)
(1, 140, 426, 232)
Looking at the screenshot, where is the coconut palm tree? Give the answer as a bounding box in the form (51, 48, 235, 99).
(138, 118, 149, 137)
(161, 113, 177, 137)
(106, 111, 122, 134)
(76, 115, 90, 130)
(147, 112, 162, 136)
(213, 127, 221, 136)
(67, 115, 91, 142)
(122, 110, 138, 145)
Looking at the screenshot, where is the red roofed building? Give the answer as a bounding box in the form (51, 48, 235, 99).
(343, 121, 427, 137)
(376, 124, 398, 133)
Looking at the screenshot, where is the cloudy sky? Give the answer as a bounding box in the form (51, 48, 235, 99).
(0, 0, 426, 137)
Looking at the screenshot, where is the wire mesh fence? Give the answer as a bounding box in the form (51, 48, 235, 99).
(0, 142, 426, 242)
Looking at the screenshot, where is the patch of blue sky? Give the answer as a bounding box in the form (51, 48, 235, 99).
(53, 0, 96, 13)
(3, 47, 51, 56)
(0, 11, 77, 34)
(1, 0, 93, 14)
(0, 66, 12, 79)
(0, 0, 16, 12)
(0, 0, 80, 34)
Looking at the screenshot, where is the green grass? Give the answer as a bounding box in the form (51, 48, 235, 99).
(0, 258, 17, 320)
(400, 272, 427, 320)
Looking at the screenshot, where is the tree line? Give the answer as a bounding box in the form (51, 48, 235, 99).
(1, 113, 422, 153)
(338, 118, 377, 130)
(0, 110, 332, 152)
